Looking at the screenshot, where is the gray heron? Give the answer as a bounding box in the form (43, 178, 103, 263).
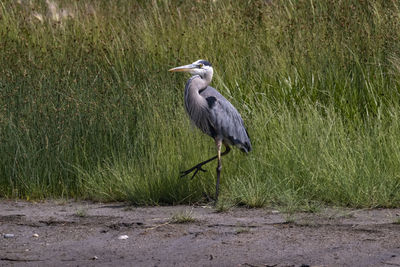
(169, 59, 252, 202)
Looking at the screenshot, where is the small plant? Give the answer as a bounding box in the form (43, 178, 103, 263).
(169, 210, 196, 224)
(235, 227, 250, 235)
(75, 208, 88, 218)
(393, 218, 400, 225)
(284, 214, 296, 224)
(215, 200, 234, 213)
(123, 206, 134, 211)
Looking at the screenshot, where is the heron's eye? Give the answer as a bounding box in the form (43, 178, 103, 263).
(198, 63, 204, 68)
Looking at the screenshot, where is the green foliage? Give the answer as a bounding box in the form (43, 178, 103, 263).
(1, 0, 400, 208)
(169, 209, 197, 224)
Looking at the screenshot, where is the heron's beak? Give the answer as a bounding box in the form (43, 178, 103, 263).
(168, 64, 197, 72)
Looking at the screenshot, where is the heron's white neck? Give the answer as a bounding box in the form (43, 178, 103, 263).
(194, 75, 211, 90)
(189, 67, 213, 88)
(201, 70, 213, 87)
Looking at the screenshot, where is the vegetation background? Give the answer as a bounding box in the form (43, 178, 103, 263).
(1, 0, 400, 209)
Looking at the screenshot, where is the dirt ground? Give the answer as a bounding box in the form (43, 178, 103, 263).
(1, 200, 400, 267)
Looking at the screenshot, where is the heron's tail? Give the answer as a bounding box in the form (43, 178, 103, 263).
(239, 141, 252, 153)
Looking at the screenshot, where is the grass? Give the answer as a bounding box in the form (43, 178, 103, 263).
(75, 208, 88, 218)
(235, 227, 251, 235)
(1, 0, 400, 209)
(169, 210, 197, 224)
(215, 198, 235, 213)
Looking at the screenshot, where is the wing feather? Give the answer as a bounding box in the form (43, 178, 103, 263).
(200, 86, 252, 153)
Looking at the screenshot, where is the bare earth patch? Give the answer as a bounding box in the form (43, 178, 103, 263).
(1, 200, 400, 266)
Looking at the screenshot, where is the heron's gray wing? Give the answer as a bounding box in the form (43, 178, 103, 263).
(200, 86, 252, 153)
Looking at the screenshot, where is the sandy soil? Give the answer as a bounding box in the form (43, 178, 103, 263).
(1, 200, 400, 267)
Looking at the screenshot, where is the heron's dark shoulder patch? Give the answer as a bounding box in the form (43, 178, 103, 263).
(205, 96, 217, 109)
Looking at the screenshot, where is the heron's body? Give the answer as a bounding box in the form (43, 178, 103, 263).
(169, 59, 251, 202)
(184, 76, 251, 153)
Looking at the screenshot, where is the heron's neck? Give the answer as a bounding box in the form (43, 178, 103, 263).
(191, 72, 212, 90)
(184, 75, 209, 121)
(202, 72, 213, 87)
(185, 75, 208, 98)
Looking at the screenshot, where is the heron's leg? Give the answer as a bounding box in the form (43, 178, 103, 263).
(180, 155, 217, 180)
(215, 140, 222, 203)
(180, 145, 231, 180)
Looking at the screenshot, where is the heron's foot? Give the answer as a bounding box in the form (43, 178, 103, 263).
(180, 164, 207, 180)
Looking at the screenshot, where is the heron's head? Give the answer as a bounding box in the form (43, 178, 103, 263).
(169, 60, 213, 79)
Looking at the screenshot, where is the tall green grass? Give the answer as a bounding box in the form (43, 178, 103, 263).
(1, 0, 400, 208)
